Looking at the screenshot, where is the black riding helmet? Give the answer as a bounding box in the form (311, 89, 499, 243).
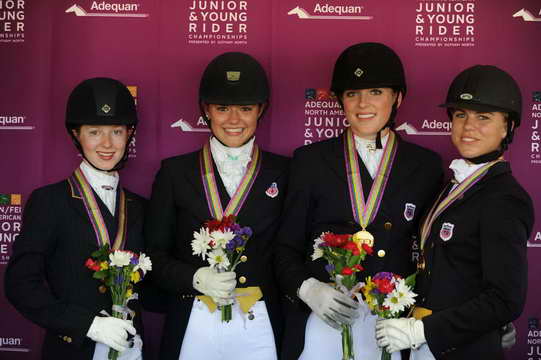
(199, 52, 269, 105)
(331, 42, 406, 148)
(198, 52, 269, 146)
(440, 65, 522, 163)
(66, 77, 138, 172)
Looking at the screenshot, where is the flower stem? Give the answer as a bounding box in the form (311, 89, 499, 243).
(341, 323, 354, 360)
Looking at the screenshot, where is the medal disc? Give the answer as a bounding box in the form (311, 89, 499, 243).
(352, 230, 374, 247)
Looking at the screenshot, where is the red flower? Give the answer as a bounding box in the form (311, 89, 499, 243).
(85, 258, 96, 271)
(374, 278, 395, 294)
(362, 243, 373, 255)
(205, 219, 222, 232)
(353, 264, 364, 272)
(205, 215, 237, 232)
(342, 241, 360, 256)
(341, 267, 353, 275)
(323, 233, 350, 247)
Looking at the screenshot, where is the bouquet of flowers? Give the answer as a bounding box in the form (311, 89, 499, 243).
(85, 244, 152, 360)
(191, 214, 252, 322)
(361, 272, 417, 360)
(311, 232, 374, 360)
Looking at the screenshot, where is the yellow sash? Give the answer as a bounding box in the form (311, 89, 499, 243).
(197, 286, 263, 313)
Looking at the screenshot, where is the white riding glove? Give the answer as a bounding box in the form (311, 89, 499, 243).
(193, 266, 236, 305)
(86, 316, 136, 352)
(375, 318, 426, 353)
(298, 277, 360, 330)
(501, 322, 516, 349)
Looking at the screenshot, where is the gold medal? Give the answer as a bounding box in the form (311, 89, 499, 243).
(352, 230, 374, 247)
(417, 252, 426, 271)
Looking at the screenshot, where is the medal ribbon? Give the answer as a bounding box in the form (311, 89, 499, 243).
(68, 168, 127, 250)
(200, 141, 262, 220)
(344, 128, 398, 230)
(419, 159, 503, 249)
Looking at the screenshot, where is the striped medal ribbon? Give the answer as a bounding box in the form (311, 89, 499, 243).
(419, 159, 503, 250)
(68, 167, 127, 250)
(344, 128, 398, 246)
(200, 141, 262, 220)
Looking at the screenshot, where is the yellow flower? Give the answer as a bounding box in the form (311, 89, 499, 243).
(126, 288, 133, 299)
(131, 271, 141, 283)
(100, 261, 109, 270)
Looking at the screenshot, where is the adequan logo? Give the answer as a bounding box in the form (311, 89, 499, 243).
(0, 337, 28, 352)
(287, 3, 373, 20)
(395, 121, 451, 136)
(513, 8, 541, 22)
(65, 2, 149, 18)
(527, 231, 541, 247)
(0, 114, 34, 131)
(171, 118, 211, 133)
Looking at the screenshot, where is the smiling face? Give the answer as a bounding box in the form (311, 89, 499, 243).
(341, 88, 401, 140)
(205, 103, 263, 147)
(74, 125, 130, 171)
(451, 108, 508, 159)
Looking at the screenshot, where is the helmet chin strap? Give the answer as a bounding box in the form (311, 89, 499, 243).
(200, 102, 266, 148)
(375, 99, 399, 149)
(463, 119, 514, 164)
(69, 128, 135, 173)
(465, 149, 503, 164)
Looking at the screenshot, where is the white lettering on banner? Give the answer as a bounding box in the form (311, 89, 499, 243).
(0, 337, 22, 347)
(0, 0, 24, 43)
(302, 91, 348, 145)
(0, 199, 22, 265)
(313, 4, 362, 16)
(531, 101, 541, 164)
(90, 1, 139, 12)
(414, 0, 475, 47)
(421, 119, 452, 131)
(187, 0, 248, 45)
(0, 115, 24, 125)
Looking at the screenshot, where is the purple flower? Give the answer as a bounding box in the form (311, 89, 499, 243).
(373, 272, 394, 281)
(115, 273, 125, 285)
(226, 241, 236, 252)
(242, 227, 253, 238)
(325, 264, 335, 274)
(130, 257, 139, 266)
(230, 223, 241, 233)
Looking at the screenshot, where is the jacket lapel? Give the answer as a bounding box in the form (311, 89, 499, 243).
(185, 148, 235, 221)
(439, 161, 511, 214)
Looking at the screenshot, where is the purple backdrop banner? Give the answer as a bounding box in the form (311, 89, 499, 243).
(1, 0, 540, 359)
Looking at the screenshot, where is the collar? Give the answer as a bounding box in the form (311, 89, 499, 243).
(210, 136, 254, 163)
(449, 158, 487, 184)
(79, 161, 119, 192)
(354, 132, 389, 154)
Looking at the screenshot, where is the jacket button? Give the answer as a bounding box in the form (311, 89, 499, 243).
(240, 255, 248, 262)
(239, 276, 247, 284)
(377, 250, 386, 258)
(66, 337, 72, 343)
(384, 222, 392, 231)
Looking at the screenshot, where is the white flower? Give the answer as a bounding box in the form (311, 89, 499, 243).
(210, 230, 235, 249)
(383, 278, 417, 315)
(192, 227, 213, 260)
(311, 233, 326, 261)
(208, 248, 231, 270)
(134, 253, 152, 274)
(109, 250, 132, 267)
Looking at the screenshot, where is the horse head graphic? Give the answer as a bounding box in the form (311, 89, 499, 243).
(65, 4, 88, 16)
(513, 8, 541, 22)
(171, 119, 210, 132)
(287, 6, 310, 19)
(395, 122, 419, 135)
